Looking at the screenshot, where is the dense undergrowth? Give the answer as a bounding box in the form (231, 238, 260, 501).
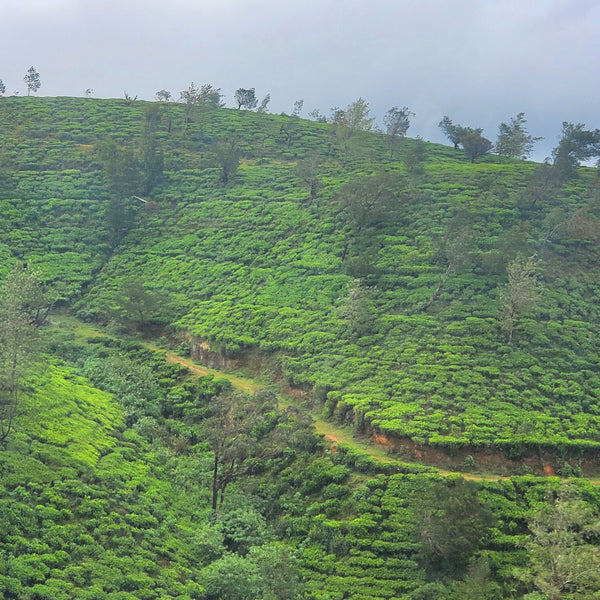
(2, 95, 600, 598)
(3, 329, 600, 599)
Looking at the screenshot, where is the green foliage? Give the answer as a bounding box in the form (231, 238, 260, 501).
(496, 113, 541, 160)
(4, 96, 600, 489)
(412, 478, 495, 577)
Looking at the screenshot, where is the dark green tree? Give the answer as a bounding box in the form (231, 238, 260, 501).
(99, 139, 142, 247)
(413, 479, 495, 577)
(295, 152, 321, 203)
(99, 139, 142, 199)
(460, 129, 493, 162)
(234, 88, 258, 110)
(421, 214, 475, 311)
(337, 172, 396, 261)
(439, 116, 465, 149)
(200, 390, 283, 510)
(143, 103, 163, 134)
(552, 122, 600, 179)
(515, 484, 600, 600)
(213, 136, 240, 184)
(140, 136, 164, 195)
(402, 137, 428, 176)
(112, 277, 172, 331)
(0, 79, 5, 95)
(384, 105, 414, 158)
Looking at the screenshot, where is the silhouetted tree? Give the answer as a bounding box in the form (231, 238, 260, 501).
(155, 89, 172, 102)
(234, 88, 258, 110)
(384, 106, 414, 157)
(460, 129, 493, 162)
(439, 116, 465, 149)
(256, 93, 270, 113)
(552, 122, 600, 179)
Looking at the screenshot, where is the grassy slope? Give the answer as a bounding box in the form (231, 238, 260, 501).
(6, 96, 600, 599)
(3, 96, 600, 460)
(0, 362, 215, 599)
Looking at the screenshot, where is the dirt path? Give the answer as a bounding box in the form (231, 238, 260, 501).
(50, 314, 600, 485)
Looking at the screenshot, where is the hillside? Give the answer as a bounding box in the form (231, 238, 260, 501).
(2, 95, 600, 599)
(3, 96, 600, 468)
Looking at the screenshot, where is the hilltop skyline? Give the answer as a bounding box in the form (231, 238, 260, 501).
(1, 0, 598, 161)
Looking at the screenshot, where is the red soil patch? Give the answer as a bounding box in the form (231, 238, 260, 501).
(373, 433, 396, 449)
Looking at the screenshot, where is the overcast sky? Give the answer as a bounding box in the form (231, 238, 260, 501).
(1, 0, 598, 161)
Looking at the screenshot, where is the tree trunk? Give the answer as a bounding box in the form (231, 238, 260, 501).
(211, 454, 219, 510)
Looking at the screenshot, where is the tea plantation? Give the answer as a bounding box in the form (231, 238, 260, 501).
(1, 95, 600, 598)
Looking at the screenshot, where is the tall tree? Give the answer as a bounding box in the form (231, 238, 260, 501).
(0, 265, 51, 444)
(337, 172, 396, 261)
(23, 66, 41, 96)
(413, 478, 494, 577)
(460, 129, 493, 162)
(200, 391, 283, 510)
(234, 88, 258, 110)
(99, 139, 142, 247)
(296, 152, 322, 203)
(439, 116, 465, 149)
(384, 106, 414, 158)
(499, 254, 540, 344)
(0, 79, 5, 96)
(495, 112, 542, 159)
(155, 89, 172, 102)
(332, 98, 374, 163)
(140, 135, 164, 195)
(421, 214, 475, 311)
(212, 136, 240, 184)
(552, 122, 600, 179)
(516, 484, 600, 600)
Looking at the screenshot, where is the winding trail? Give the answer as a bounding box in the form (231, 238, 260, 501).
(51, 314, 600, 484)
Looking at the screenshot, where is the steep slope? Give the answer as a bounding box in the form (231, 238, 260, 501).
(2, 96, 600, 470)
